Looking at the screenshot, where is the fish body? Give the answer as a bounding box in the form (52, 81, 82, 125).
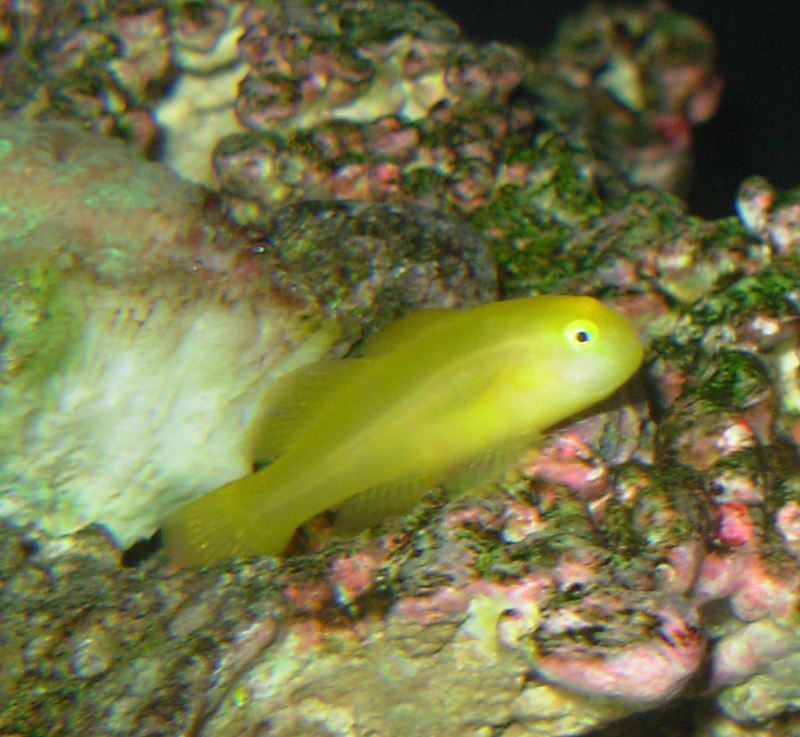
(162, 296, 643, 566)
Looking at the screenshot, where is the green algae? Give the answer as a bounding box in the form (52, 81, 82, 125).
(0, 265, 80, 389)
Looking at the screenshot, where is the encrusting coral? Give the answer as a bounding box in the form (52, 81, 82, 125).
(0, 118, 494, 549)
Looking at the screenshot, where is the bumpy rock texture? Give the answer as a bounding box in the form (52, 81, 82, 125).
(4, 2, 800, 737)
(0, 118, 494, 548)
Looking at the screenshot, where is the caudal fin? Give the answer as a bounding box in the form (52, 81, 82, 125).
(160, 474, 296, 567)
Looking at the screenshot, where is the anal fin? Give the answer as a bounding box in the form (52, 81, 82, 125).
(333, 476, 437, 534)
(333, 433, 539, 535)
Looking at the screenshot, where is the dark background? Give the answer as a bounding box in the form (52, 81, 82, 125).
(429, 0, 800, 218)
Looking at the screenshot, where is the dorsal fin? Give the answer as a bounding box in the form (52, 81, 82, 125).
(247, 359, 364, 462)
(250, 308, 463, 460)
(356, 308, 460, 356)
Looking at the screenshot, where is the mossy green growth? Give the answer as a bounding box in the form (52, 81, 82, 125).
(690, 267, 799, 329)
(471, 133, 610, 296)
(599, 461, 708, 573)
(0, 265, 80, 389)
(470, 140, 701, 298)
(691, 349, 770, 411)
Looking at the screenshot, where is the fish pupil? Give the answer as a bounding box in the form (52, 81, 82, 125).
(564, 318, 597, 346)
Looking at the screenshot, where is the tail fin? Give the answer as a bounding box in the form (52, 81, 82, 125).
(160, 474, 296, 567)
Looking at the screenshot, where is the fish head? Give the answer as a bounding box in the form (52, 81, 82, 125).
(499, 295, 643, 428)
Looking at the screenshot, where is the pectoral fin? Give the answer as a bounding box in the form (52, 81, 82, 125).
(248, 358, 367, 462)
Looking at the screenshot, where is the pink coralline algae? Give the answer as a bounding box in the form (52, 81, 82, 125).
(535, 596, 704, 703)
(0, 0, 720, 228)
(534, 1, 722, 194)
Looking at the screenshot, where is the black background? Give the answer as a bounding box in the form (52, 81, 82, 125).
(429, 0, 800, 218)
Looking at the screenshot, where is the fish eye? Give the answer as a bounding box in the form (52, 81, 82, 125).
(564, 319, 598, 347)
